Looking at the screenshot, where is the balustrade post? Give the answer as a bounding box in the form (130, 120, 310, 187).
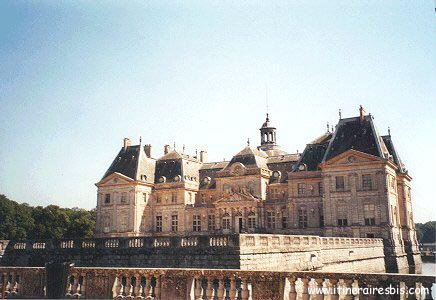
(146, 275, 153, 298)
(154, 275, 161, 300)
(301, 278, 310, 300)
(343, 279, 355, 300)
(125, 276, 132, 298)
(80, 275, 86, 298)
(205, 277, 214, 300)
(288, 277, 297, 300)
(329, 279, 340, 300)
(229, 277, 237, 300)
(314, 278, 325, 300)
(133, 274, 141, 299)
(241, 277, 250, 300)
(217, 278, 225, 300)
(194, 277, 202, 300)
(71, 274, 79, 296)
(112, 275, 122, 298)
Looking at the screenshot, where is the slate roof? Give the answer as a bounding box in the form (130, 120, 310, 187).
(154, 150, 202, 184)
(102, 145, 155, 183)
(227, 146, 269, 169)
(382, 135, 406, 172)
(323, 116, 382, 162)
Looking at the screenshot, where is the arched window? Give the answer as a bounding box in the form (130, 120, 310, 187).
(222, 213, 231, 230)
(247, 212, 256, 229)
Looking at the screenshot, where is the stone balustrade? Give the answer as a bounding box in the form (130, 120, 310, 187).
(1, 266, 433, 299)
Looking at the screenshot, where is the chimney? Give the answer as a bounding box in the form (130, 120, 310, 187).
(144, 144, 152, 158)
(164, 144, 172, 155)
(359, 105, 366, 122)
(200, 150, 208, 163)
(123, 138, 131, 151)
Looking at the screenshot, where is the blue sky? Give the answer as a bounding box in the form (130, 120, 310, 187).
(0, 1, 435, 222)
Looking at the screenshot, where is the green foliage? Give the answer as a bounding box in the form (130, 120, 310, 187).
(415, 221, 436, 244)
(0, 194, 95, 240)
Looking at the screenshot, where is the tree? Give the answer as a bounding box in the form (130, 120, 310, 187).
(416, 221, 436, 244)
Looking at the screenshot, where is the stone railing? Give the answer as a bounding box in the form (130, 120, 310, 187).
(1, 266, 433, 299)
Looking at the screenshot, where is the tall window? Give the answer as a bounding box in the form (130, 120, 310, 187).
(248, 182, 255, 194)
(208, 215, 215, 231)
(143, 193, 147, 203)
(281, 216, 288, 229)
(171, 192, 177, 203)
(319, 215, 324, 227)
(364, 203, 375, 225)
(171, 215, 178, 232)
(120, 215, 128, 231)
(336, 176, 345, 190)
(247, 212, 256, 229)
(156, 216, 162, 232)
(104, 194, 111, 204)
(298, 183, 306, 196)
(267, 211, 276, 229)
(319, 182, 323, 195)
(156, 194, 160, 204)
(193, 215, 201, 232)
(337, 205, 347, 226)
(222, 213, 231, 230)
(120, 192, 128, 204)
(103, 215, 111, 233)
(298, 207, 308, 228)
(362, 174, 372, 190)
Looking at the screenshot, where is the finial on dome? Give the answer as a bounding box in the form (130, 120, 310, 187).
(266, 113, 269, 122)
(247, 138, 250, 146)
(326, 122, 330, 132)
(388, 126, 391, 136)
(339, 109, 342, 119)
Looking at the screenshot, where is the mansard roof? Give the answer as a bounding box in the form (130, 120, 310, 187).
(154, 150, 202, 184)
(102, 145, 156, 183)
(227, 146, 269, 169)
(382, 135, 406, 172)
(323, 115, 383, 162)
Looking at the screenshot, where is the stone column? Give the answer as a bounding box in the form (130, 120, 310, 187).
(300, 278, 310, 300)
(328, 279, 340, 300)
(288, 277, 297, 300)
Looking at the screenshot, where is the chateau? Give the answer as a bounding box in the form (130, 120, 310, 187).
(94, 106, 420, 271)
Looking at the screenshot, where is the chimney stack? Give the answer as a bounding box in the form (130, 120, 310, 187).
(144, 144, 152, 158)
(359, 105, 366, 122)
(200, 150, 208, 163)
(123, 138, 131, 151)
(164, 144, 172, 155)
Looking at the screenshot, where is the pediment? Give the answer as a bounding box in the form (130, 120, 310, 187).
(215, 192, 259, 204)
(321, 149, 382, 167)
(95, 172, 135, 187)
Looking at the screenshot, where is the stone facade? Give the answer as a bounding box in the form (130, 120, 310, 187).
(94, 107, 421, 273)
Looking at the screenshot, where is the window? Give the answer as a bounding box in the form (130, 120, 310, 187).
(248, 182, 255, 194)
(362, 174, 372, 190)
(156, 194, 160, 204)
(103, 215, 110, 233)
(338, 219, 348, 226)
(267, 211, 276, 229)
(336, 176, 345, 190)
(120, 192, 127, 204)
(120, 215, 128, 231)
(201, 194, 206, 204)
(364, 218, 375, 225)
(298, 207, 308, 229)
(171, 192, 177, 203)
(319, 215, 324, 227)
(281, 216, 288, 229)
(270, 188, 278, 199)
(193, 215, 201, 232)
(247, 212, 256, 229)
(171, 215, 178, 232)
(337, 205, 347, 226)
(104, 194, 111, 204)
(156, 216, 162, 232)
(364, 203, 375, 225)
(298, 183, 305, 196)
(143, 193, 147, 203)
(208, 215, 215, 231)
(222, 214, 231, 230)
(366, 233, 375, 238)
(319, 182, 323, 195)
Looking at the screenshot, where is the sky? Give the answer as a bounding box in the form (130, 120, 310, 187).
(0, 1, 435, 222)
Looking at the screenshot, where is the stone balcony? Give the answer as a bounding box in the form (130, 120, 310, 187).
(0, 265, 434, 299)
